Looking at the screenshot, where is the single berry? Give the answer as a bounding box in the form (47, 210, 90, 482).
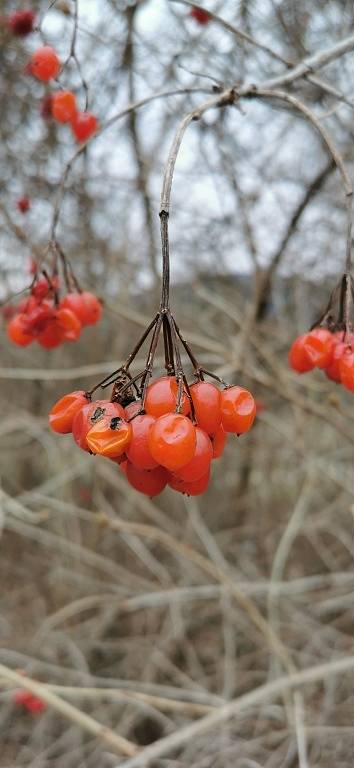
(125, 400, 142, 419)
(7, 314, 34, 346)
(145, 376, 190, 418)
(31, 276, 51, 300)
(169, 469, 210, 496)
(49, 390, 89, 434)
(86, 415, 132, 458)
(72, 400, 125, 451)
(148, 413, 196, 471)
(324, 337, 348, 383)
(37, 320, 64, 349)
(17, 196, 30, 214)
(71, 112, 98, 142)
(288, 334, 315, 373)
(30, 46, 60, 82)
(56, 307, 82, 341)
(126, 463, 168, 497)
(52, 90, 77, 123)
(189, 7, 210, 24)
(190, 380, 221, 435)
(220, 386, 256, 434)
(8, 10, 35, 36)
(173, 426, 212, 482)
(303, 328, 334, 369)
(126, 414, 158, 470)
(80, 292, 102, 325)
(14, 690, 46, 714)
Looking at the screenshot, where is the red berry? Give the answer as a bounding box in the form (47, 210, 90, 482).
(189, 7, 210, 25)
(72, 400, 124, 451)
(126, 414, 158, 470)
(303, 328, 334, 369)
(24, 300, 55, 334)
(190, 380, 221, 435)
(49, 390, 89, 434)
(173, 426, 212, 482)
(126, 463, 168, 497)
(17, 196, 30, 214)
(324, 339, 347, 383)
(80, 292, 102, 325)
(86, 415, 132, 458)
(288, 334, 314, 373)
(220, 386, 256, 434)
(30, 46, 60, 82)
(169, 469, 210, 496)
(145, 376, 190, 418)
(37, 320, 64, 349)
(71, 112, 98, 142)
(8, 10, 35, 36)
(211, 424, 227, 458)
(31, 276, 51, 300)
(7, 314, 34, 346)
(339, 349, 354, 391)
(52, 91, 77, 123)
(56, 307, 82, 341)
(125, 400, 142, 419)
(14, 690, 46, 714)
(148, 413, 196, 471)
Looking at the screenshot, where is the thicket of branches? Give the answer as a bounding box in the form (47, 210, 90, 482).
(1, 1, 354, 766)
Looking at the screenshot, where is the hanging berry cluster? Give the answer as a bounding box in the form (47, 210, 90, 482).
(5, 244, 102, 349)
(289, 273, 354, 391)
(4, 8, 98, 142)
(49, 332, 256, 498)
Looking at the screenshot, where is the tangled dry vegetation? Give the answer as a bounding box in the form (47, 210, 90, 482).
(1, 0, 354, 765)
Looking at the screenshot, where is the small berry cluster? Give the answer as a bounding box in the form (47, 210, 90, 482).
(49, 377, 256, 498)
(14, 690, 46, 714)
(6, 275, 102, 349)
(289, 327, 354, 391)
(28, 47, 98, 142)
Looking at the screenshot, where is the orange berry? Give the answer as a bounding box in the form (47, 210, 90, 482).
(220, 386, 256, 434)
(30, 46, 60, 81)
(72, 400, 124, 451)
(86, 415, 132, 458)
(148, 413, 196, 471)
(173, 427, 212, 482)
(339, 349, 354, 391)
(145, 376, 190, 418)
(211, 424, 227, 458)
(71, 112, 98, 142)
(49, 390, 89, 434)
(288, 334, 314, 373)
(7, 314, 34, 346)
(52, 91, 77, 123)
(190, 381, 221, 434)
(56, 307, 81, 341)
(303, 328, 334, 369)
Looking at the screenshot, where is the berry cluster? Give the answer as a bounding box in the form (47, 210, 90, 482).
(28, 47, 98, 142)
(49, 377, 256, 497)
(289, 327, 354, 391)
(5, 268, 102, 349)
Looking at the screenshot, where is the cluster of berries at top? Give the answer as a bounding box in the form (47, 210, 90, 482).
(4, 9, 98, 142)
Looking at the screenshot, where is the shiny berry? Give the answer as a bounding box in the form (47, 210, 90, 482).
(56, 307, 82, 341)
(86, 415, 132, 458)
(71, 112, 98, 142)
(220, 386, 256, 434)
(324, 339, 347, 383)
(303, 328, 334, 368)
(30, 46, 60, 81)
(80, 292, 102, 325)
(148, 413, 196, 471)
(145, 376, 190, 418)
(72, 400, 125, 451)
(190, 380, 221, 434)
(52, 90, 77, 123)
(173, 427, 212, 482)
(49, 391, 89, 434)
(126, 463, 168, 497)
(288, 334, 314, 373)
(126, 414, 158, 470)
